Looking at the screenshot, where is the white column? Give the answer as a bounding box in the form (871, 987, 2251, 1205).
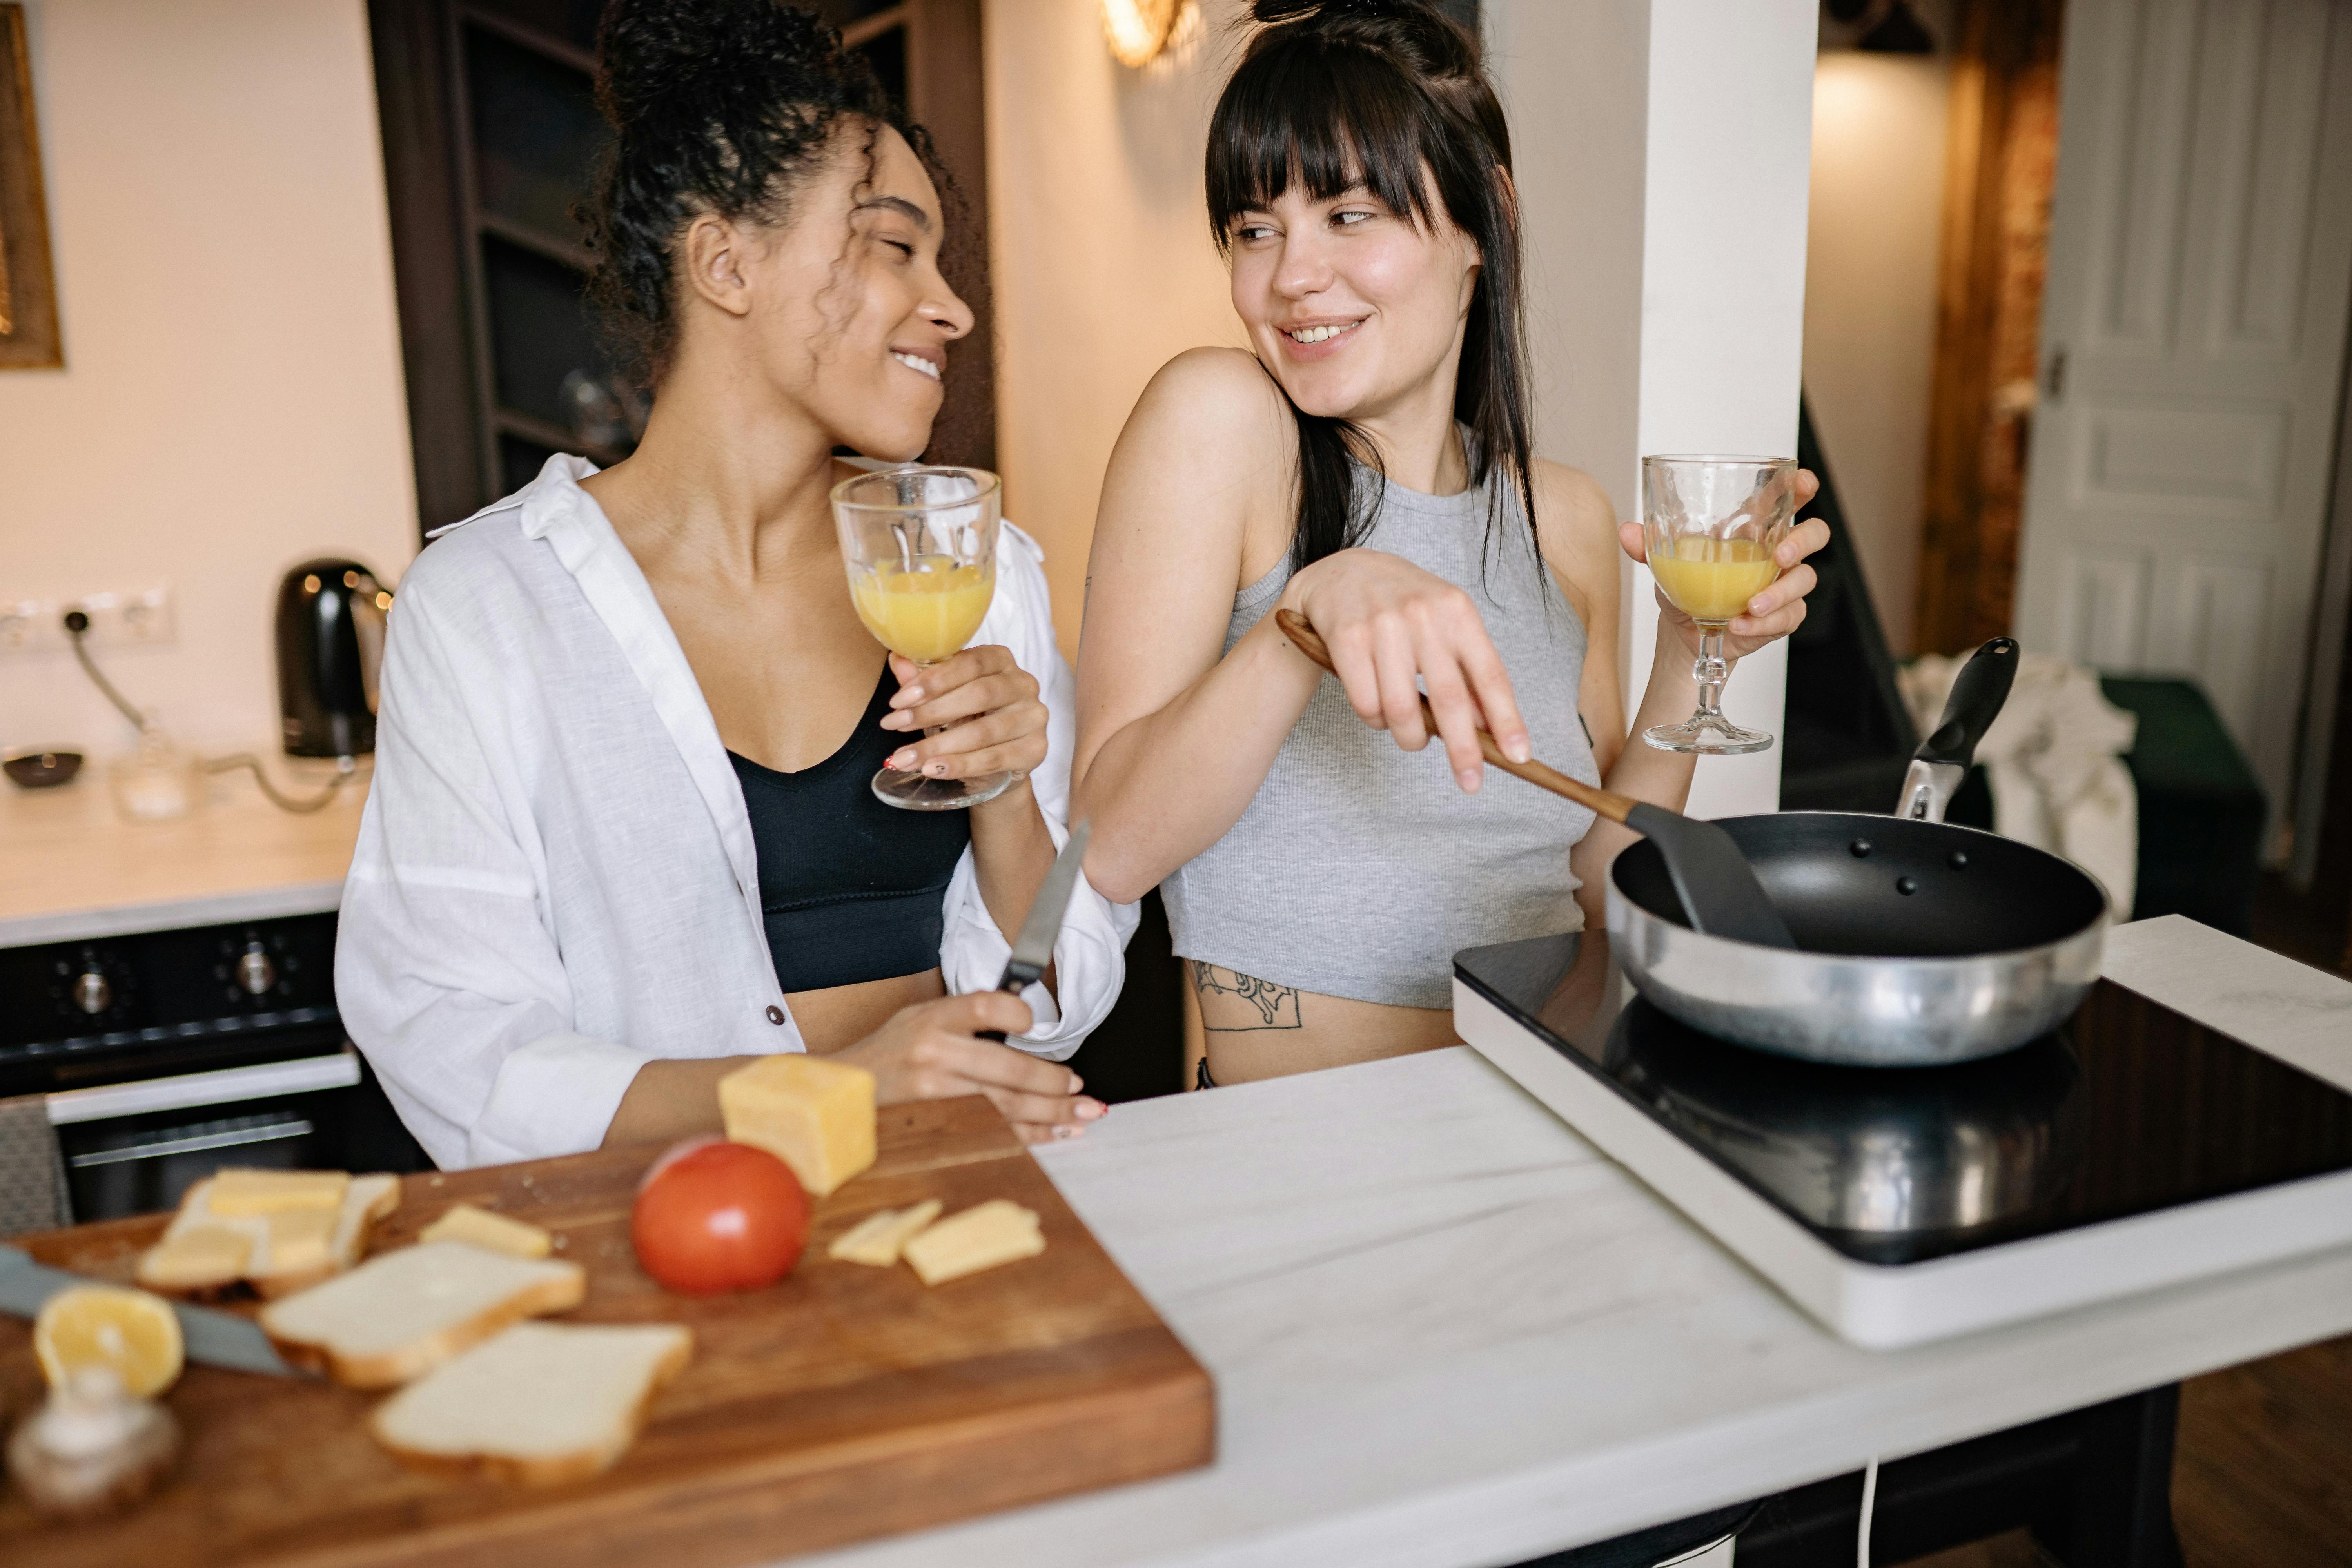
(1490, 0, 1817, 818)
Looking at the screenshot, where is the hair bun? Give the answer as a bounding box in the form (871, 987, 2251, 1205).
(1251, 0, 1431, 24)
(597, 0, 830, 127)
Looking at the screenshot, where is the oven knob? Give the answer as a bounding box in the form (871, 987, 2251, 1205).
(74, 971, 111, 1014)
(237, 944, 277, 996)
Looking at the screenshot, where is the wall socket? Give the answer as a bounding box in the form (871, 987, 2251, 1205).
(0, 586, 178, 654)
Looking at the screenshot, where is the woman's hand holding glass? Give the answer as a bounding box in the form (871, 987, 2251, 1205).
(835, 466, 1022, 809)
(1615, 467, 1827, 662)
(1279, 546, 1532, 795)
(876, 644, 1048, 790)
(1624, 458, 1829, 754)
(835, 990, 1105, 1144)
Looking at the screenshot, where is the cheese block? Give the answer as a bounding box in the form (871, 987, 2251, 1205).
(135, 1172, 399, 1298)
(901, 1200, 1045, 1286)
(260, 1241, 586, 1388)
(719, 1055, 876, 1198)
(371, 1321, 693, 1487)
(206, 1168, 351, 1216)
(827, 1200, 942, 1267)
(420, 1203, 554, 1260)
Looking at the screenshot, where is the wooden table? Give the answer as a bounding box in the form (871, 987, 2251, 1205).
(0, 1098, 1214, 1567)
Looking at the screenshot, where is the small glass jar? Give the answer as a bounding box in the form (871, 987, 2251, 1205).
(108, 732, 198, 822)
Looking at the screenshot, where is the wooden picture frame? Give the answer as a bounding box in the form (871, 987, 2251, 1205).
(0, 2, 62, 369)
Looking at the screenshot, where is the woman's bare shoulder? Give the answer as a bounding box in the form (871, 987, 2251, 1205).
(1528, 459, 1623, 622)
(1528, 460, 1619, 537)
(1119, 348, 1294, 468)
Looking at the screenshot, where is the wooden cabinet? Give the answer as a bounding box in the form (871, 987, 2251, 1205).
(368, 0, 993, 538)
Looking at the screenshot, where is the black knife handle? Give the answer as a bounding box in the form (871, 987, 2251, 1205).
(975, 962, 1044, 1042)
(1915, 637, 2018, 770)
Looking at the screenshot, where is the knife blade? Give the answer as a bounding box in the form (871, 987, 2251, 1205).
(0, 1244, 306, 1378)
(976, 820, 1091, 1041)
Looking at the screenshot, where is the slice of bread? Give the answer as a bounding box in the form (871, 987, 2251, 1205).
(370, 1322, 693, 1487)
(259, 1241, 586, 1388)
(136, 1171, 400, 1298)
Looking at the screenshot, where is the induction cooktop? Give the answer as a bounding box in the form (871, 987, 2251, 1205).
(1453, 932, 2352, 1347)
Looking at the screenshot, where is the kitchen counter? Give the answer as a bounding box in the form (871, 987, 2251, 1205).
(801, 916, 2352, 1568)
(0, 765, 367, 948)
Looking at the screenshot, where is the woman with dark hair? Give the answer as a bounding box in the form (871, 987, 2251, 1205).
(1074, 0, 1828, 1084)
(336, 0, 1131, 1167)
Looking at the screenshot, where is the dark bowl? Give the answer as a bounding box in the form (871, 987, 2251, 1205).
(4, 748, 85, 789)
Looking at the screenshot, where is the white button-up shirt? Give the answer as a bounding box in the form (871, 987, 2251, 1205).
(336, 456, 1135, 1170)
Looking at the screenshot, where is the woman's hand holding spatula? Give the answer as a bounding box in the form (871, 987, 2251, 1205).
(1272, 609, 1795, 949)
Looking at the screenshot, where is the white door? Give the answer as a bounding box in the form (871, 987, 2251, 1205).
(2013, 0, 2352, 829)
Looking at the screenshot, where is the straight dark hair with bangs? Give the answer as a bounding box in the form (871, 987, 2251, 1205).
(1206, 0, 1537, 581)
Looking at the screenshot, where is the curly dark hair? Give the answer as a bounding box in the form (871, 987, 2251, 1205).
(580, 0, 944, 390)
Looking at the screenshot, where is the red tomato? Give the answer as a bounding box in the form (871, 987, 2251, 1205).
(631, 1138, 810, 1295)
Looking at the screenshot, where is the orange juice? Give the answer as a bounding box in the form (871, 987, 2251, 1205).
(851, 555, 994, 662)
(1650, 536, 1778, 623)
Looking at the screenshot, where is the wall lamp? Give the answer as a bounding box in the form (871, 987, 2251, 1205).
(1103, 0, 1186, 67)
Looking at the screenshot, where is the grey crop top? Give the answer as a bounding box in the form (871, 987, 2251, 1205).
(1160, 449, 1601, 1010)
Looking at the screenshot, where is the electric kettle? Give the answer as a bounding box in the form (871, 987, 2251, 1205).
(276, 560, 388, 759)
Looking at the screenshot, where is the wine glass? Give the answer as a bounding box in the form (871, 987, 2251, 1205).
(1641, 454, 1798, 755)
(831, 465, 1013, 811)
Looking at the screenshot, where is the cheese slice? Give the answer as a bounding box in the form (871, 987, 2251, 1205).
(206, 1168, 352, 1216)
(719, 1055, 877, 1198)
(827, 1200, 942, 1267)
(136, 1172, 399, 1296)
(266, 1205, 339, 1276)
(421, 1203, 554, 1260)
(901, 1200, 1044, 1286)
(136, 1225, 254, 1290)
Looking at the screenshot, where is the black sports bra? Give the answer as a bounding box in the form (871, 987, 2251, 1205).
(729, 664, 971, 994)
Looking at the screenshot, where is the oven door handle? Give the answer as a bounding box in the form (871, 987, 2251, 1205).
(44, 1050, 362, 1126)
(68, 1116, 316, 1168)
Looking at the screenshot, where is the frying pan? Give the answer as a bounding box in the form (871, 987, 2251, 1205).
(1608, 639, 2112, 1067)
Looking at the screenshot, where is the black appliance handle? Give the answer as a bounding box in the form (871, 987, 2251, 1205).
(1915, 638, 2018, 771)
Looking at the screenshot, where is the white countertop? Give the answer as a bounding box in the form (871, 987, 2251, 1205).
(797, 917, 2352, 1568)
(0, 763, 366, 947)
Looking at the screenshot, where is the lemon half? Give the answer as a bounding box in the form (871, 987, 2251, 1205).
(33, 1284, 185, 1398)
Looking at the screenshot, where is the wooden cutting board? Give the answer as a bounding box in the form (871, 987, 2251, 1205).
(0, 1097, 1213, 1568)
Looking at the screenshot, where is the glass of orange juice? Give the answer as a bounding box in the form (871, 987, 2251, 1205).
(831, 465, 1011, 810)
(1641, 454, 1798, 755)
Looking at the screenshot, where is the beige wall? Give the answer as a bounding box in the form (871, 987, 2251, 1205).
(984, 0, 1249, 653)
(0, 0, 417, 757)
(1802, 52, 1950, 657)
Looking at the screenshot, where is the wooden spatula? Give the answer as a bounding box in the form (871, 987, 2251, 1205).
(1272, 609, 1797, 949)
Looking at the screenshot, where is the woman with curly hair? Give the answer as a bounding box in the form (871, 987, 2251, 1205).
(337, 0, 1130, 1167)
(1074, 0, 1826, 1085)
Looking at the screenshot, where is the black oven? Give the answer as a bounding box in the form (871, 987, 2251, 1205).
(0, 911, 429, 1223)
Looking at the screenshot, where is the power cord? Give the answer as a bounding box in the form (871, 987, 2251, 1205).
(200, 752, 355, 814)
(64, 610, 356, 815)
(1858, 1452, 1880, 1567)
(64, 610, 151, 733)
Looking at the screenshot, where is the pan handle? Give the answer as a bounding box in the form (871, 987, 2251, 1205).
(1897, 638, 2018, 821)
(1918, 638, 2019, 769)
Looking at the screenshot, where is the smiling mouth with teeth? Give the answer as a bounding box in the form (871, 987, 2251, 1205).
(892, 351, 941, 381)
(1283, 321, 1363, 345)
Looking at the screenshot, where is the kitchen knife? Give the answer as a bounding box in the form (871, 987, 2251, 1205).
(977, 819, 1091, 1041)
(0, 1244, 306, 1378)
